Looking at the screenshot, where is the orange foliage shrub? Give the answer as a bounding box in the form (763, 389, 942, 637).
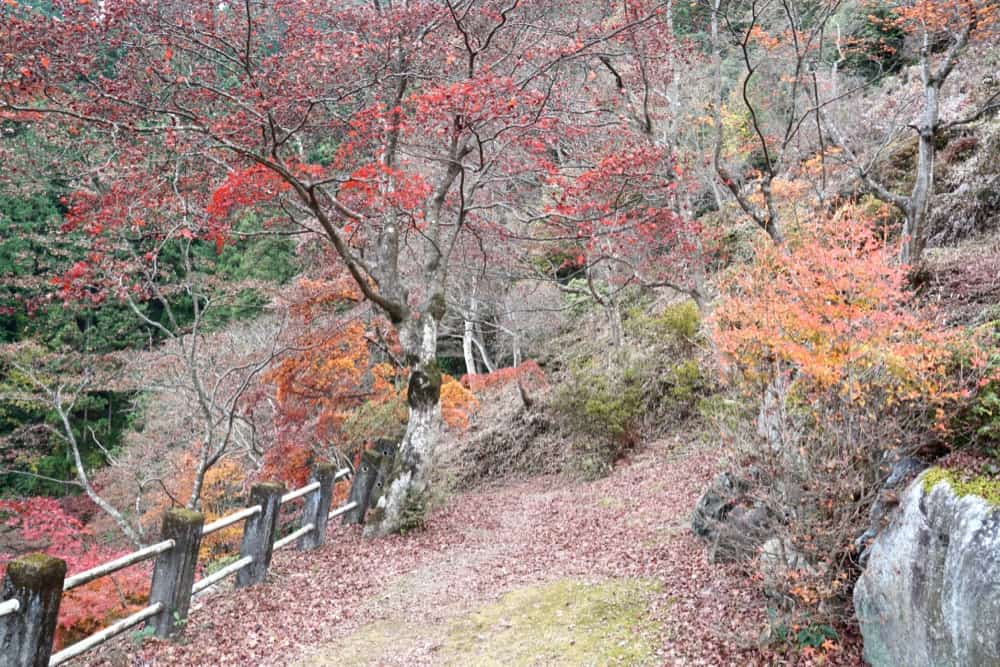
(888, 0, 999, 35)
(141, 452, 247, 560)
(708, 212, 981, 618)
(261, 272, 376, 481)
(439, 374, 479, 430)
(264, 268, 477, 488)
(266, 318, 370, 446)
(352, 365, 478, 432)
(712, 214, 961, 411)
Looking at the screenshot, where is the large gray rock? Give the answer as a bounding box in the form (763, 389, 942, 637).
(854, 456, 927, 567)
(854, 472, 1000, 667)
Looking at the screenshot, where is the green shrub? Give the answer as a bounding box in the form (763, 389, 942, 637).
(342, 397, 407, 448)
(971, 327, 1000, 445)
(548, 297, 714, 479)
(668, 359, 703, 403)
(766, 607, 839, 654)
(625, 300, 700, 343)
(553, 359, 646, 480)
(556, 361, 644, 440)
(947, 324, 1000, 450)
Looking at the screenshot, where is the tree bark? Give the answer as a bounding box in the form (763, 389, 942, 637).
(472, 326, 496, 374)
(366, 310, 444, 536)
(462, 296, 479, 376)
(902, 38, 943, 264)
(53, 391, 144, 547)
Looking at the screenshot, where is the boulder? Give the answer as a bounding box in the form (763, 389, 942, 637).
(854, 456, 927, 567)
(854, 472, 1000, 667)
(691, 471, 778, 563)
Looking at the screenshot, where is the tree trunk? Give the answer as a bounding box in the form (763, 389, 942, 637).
(505, 299, 522, 367)
(607, 300, 623, 349)
(56, 400, 144, 547)
(472, 327, 496, 373)
(462, 295, 479, 376)
(463, 317, 478, 376)
(366, 312, 443, 537)
(903, 78, 940, 264)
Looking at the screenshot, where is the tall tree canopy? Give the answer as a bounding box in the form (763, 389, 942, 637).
(1, 0, 691, 534)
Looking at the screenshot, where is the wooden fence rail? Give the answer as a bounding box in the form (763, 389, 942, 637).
(1, 463, 370, 667)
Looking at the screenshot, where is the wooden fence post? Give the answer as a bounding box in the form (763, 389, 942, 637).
(237, 482, 284, 588)
(368, 439, 398, 509)
(147, 508, 204, 638)
(299, 463, 336, 550)
(0, 553, 66, 667)
(342, 449, 380, 525)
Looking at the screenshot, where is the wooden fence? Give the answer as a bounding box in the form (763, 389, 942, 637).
(0, 458, 383, 667)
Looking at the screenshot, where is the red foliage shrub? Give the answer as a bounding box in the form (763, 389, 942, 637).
(0, 498, 148, 648)
(461, 361, 547, 395)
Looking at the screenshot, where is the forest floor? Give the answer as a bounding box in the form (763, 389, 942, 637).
(88, 435, 862, 666)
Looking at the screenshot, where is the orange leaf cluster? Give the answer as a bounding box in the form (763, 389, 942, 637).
(141, 452, 247, 560)
(439, 374, 479, 431)
(712, 213, 958, 409)
(889, 0, 999, 35)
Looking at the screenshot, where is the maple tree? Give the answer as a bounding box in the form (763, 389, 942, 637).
(547, 138, 706, 345)
(262, 273, 372, 476)
(0, 0, 684, 534)
(260, 261, 478, 478)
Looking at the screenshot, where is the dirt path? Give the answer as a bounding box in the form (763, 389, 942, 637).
(91, 437, 779, 666)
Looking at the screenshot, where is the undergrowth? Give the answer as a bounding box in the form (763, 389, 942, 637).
(552, 299, 712, 480)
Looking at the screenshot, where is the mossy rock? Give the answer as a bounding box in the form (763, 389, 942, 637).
(923, 467, 1000, 506)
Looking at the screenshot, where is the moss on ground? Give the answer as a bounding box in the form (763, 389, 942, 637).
(439, 579, 660, 666)
(923, 467, 1000, 506)
(298, 578, 661, 666)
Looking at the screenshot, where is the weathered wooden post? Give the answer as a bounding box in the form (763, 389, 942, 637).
(0, 553, 66, 667)
(299, 463, 337, 550)
(342, 449, 380, 525)
(147, 508, 204, 638)
(237, 482, 284, 588)
(368, 439, 398, 508)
